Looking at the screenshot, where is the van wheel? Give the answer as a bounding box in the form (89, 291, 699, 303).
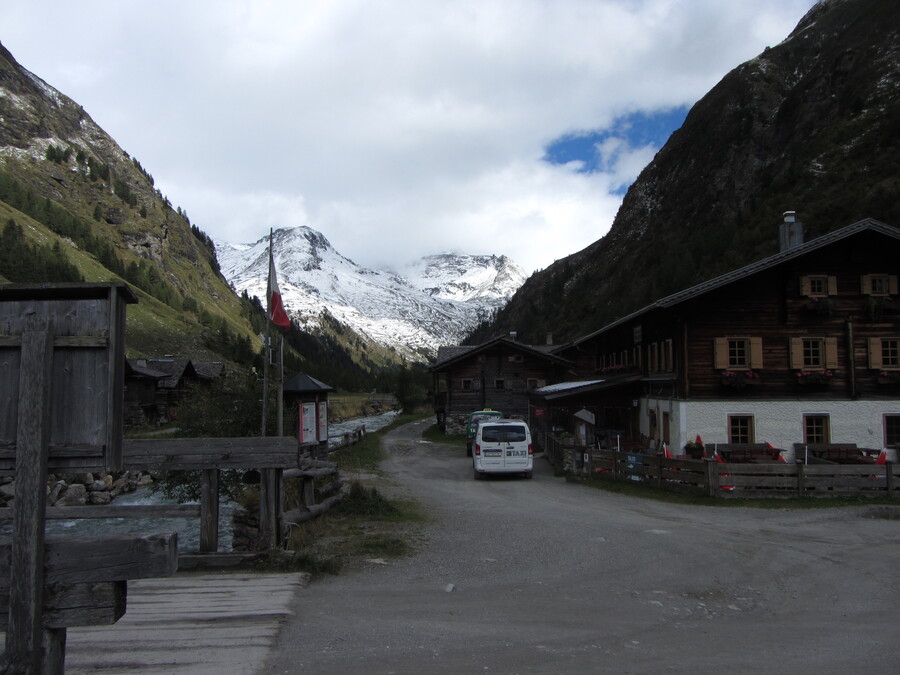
(466, 447, 472, 457)
(524, 471, 533, 479)
(474, 468, 482, 480)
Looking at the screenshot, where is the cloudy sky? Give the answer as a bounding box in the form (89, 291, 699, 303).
(2, 0, 816, 273)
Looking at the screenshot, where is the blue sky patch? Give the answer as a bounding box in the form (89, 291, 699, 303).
(543, 106, 690, 183)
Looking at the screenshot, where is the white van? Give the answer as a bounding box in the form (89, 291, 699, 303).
(472, 419, 533, 479)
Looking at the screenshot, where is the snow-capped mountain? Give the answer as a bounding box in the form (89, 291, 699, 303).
(215, 227, 526, 361)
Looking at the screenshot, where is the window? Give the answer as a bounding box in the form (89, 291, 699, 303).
(790, 337, 838, 370)
(869, 338, 900, 370)
(508, 354, 524, 363)
(714, 337, 763, 370)
(494, 379, 505, 390)
(884, 415, 900, 447)
(663, 339, 674, 372)
(861, 274, 898, 297)
(800, 275, 837, 297)
(803, 414, 831, 444)
(728, 415, 755, 443)
(461, 378, 473, 390)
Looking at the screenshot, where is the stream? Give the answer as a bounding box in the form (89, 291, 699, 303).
(8, 411, 402, 552)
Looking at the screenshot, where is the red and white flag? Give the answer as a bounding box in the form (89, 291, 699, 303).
(267, 252, 290, 330)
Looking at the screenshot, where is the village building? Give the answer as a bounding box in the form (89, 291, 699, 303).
(528, 216, 900, 461)
(430, 334, 572, 434)
(124, 357, 226, 426)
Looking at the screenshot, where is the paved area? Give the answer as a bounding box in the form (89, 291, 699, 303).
(264, 418, 900, 674)
(64, 572, 308, 675)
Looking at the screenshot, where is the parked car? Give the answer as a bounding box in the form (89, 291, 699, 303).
(465, 409, 504, 457)
(473, 419, 533, 480)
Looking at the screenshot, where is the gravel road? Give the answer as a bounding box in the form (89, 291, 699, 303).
(264, 418, 900, 674)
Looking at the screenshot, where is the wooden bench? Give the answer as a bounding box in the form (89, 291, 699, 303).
(793, 443, 876, 464)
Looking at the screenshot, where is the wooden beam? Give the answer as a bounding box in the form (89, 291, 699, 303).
(6, 324, 54, 674)
(0, 532, 178, 587)
(200, 469, 219, 553)
(0, 581, 126, 630)
(0, 505, 200, 523)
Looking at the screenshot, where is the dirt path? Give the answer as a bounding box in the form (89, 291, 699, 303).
(264, 418, 900, 674)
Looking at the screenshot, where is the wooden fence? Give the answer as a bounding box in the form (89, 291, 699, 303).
(553, 443, 898, 498)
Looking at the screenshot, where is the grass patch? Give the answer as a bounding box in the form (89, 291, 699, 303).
(576, 473, 900, 509)
(284, 414, 432, 578)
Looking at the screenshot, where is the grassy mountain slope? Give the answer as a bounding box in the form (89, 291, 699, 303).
(469, 0, 900, 346)
(0, 41, 405, 387)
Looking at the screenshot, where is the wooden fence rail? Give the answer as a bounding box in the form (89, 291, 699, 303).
(555, 444, 897, 498)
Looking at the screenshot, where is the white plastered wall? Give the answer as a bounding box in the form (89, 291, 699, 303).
(641, 397, 900, 461)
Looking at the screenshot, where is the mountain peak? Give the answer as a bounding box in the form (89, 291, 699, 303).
(216, 227, 525, 361)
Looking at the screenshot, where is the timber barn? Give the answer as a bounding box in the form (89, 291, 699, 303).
(430, 334, 571, 434)
(530, 216, 900, 459)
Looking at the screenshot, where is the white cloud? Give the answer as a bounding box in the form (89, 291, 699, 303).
(1, 0, 817, 272)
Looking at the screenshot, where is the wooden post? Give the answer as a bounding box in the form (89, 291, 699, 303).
(6, 325, 54, 674)
(796, 460, 806, 497)
(704, 458, 719, 497)
(654, 452, 663, 488)
(200, 469, 219, 553)
(257, 468, 283, 551)
(886, 461, 894, 497)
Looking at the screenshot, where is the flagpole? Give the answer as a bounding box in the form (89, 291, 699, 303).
(262, 228, 273, 437)
(277, 331, 284, 437)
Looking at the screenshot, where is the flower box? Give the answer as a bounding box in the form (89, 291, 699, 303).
(795, 370, 834, 386)
(721, 370, 761, 389)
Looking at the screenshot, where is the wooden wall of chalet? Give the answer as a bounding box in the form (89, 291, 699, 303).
(0, 283, 136, 472)
(444, 343, 565, 420)
(563, 229, 900, 403)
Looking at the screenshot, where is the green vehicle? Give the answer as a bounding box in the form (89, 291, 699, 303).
(465, 409, 504, 457)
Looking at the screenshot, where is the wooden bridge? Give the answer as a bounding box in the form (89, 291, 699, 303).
(0, 283, 342, 672)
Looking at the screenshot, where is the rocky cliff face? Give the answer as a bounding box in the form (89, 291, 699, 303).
(472, 0, 900, 345)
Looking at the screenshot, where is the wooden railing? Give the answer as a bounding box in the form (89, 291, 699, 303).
(552, 443, 898, 498)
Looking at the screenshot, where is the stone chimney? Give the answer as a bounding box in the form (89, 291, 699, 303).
(779, 211, 804, 252)
(509, 331, 517, 341)
(546, 332, 553, 346)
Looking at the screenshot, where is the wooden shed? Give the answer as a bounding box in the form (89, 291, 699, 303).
(283, 372, 334, 453)
(0, 282, 137, 473)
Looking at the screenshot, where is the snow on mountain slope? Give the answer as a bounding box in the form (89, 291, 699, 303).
(215, 227, 526, 361)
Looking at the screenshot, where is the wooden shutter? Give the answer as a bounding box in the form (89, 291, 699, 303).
(869, 338, 883, 369)
(861, 275, 872, 294)
(890, 275, 899, 295)
(714, 338, 729, 369)
(825, 337, 839, 369)
(789, 337, 804, 369)
(749, 337, 763, 369)
(827, 276, 838, 295)
(800, 276, 811, 296)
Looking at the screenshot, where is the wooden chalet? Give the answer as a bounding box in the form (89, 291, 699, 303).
(531, 216, 900, 460)
(430, 334, 572, 433)
(124, 357, 225, 426)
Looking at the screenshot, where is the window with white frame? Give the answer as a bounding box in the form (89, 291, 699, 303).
(803, 414, 831, 444)
(790, 336, 838, 370)
(714, 337, 763, 370)
(861, 274, 898, 297)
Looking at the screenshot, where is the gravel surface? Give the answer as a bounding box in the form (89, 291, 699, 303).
(264, 418, 900, 674)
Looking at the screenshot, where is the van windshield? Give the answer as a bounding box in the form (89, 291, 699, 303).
(481, 426, 527, 443)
